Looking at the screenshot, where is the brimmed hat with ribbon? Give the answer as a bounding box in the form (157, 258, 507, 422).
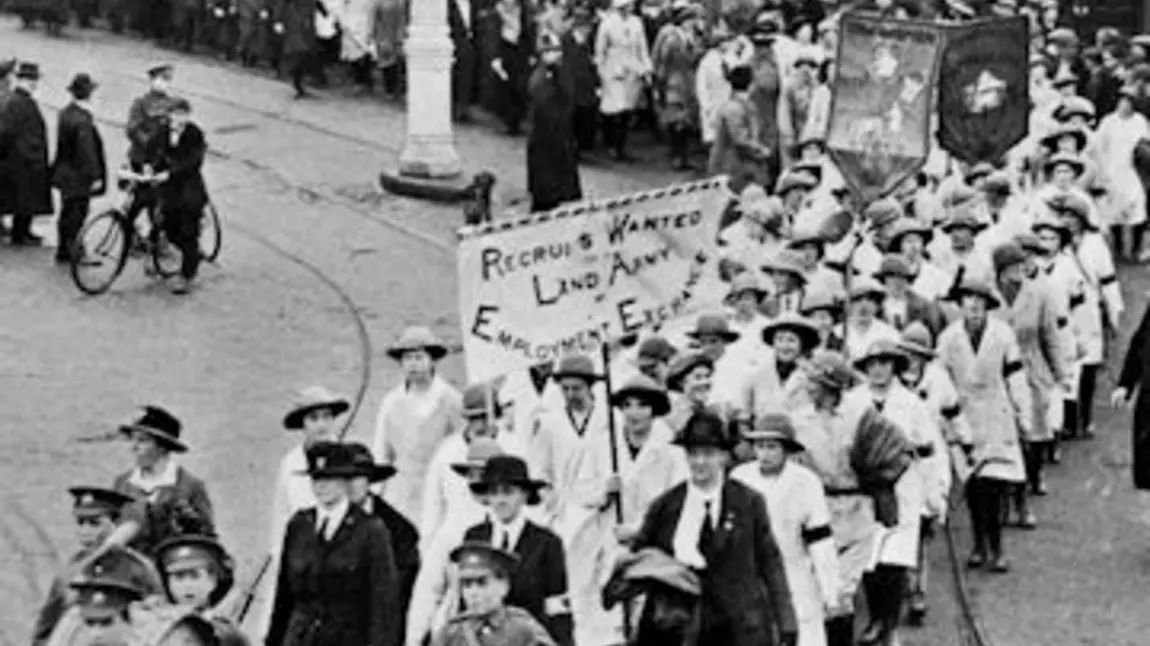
(1012, 232, 1044, 256)
(799, 288, 843, 318)
(637, 335, 678, 368)
(1043, 151, 1086, 176)
(297, 441, 362, 478)
(887, 218, 934, 250)
(864, 199, 904, 231)
(761, 250, 808, 283)
(761, 312, 820, 350)
(450, 437, 504, 477)
(725, 272, 769, 304)
(345, 442, 398, 482)
(981, 171, 1013, 195)
(672, 409, 735, 450)
(387, 326, 449, 361)
(853, 339, 910, 373)
(611, 374, 671, 417)
(1052, 96, 1095, 122)
(951, 277, 1002, 309)
(461, 382, 502, 419)
(451, 542, 520, 579)
(120, 406, 187, 453)
(1031, 213, 1072, 245)
(686, 314, 740, 343)
(1045, 191, 1095, 230)
(553, 353, 603, 383)
(469, 455, 546, 505)
(875, 254, 914, 282)
(848, 277, 886, 303)
(1040, 124, 1088, 152)
(806, 350, 860, 391)
(897, 322, 936, 359)
(283, 386, 350, 430)
(940, 205, 989, 234)
(666, 351, 714, 393)
(69, 487, 135, 518)
(742, 412, 804, 452)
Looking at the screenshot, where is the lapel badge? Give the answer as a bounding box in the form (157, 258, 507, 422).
(317, 457, 326, 469)
(79, 494, 94, 506)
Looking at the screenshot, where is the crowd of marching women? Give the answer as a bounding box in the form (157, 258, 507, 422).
(25, 0, 1150, 646)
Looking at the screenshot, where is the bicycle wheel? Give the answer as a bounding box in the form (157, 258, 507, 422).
(200, 201, 222, 262)
(70, 210, 130, 295)
(151, 228, 184, 279)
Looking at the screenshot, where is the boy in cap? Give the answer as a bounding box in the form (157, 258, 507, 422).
(32, 487, 164, 646)
(431, 543, 556, 646)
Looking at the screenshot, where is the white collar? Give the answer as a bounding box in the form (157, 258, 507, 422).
(316, 498, 351, 534)
(128, 459, 178, 492)
(492, 512, 528, 550)
(685, 480, 723, 510)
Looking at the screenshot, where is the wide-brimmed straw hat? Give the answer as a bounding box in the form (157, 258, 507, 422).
(875, 255, 915, 281)
(387, 326, 449, 361)
(853, 339, 910, 373)
(469, 455, 546, 505)
(611, 374, 672, 417)
(761, 312, 820, 350)
(1031, 213, 1072, 245)
(741, 412, 804, 452)
(283, 386, 350, 430)
(848, 277, 886, 302)
(1040, 124, 1088, 152)
(686, 314, 740, 343)
(1045, 191, 1096, 230)
(799, 288, 843, 318)
(950, 277, 1001, 309)
(897, 322, 936, 359)
(120, 405, 187, 453)
(761, 250, 808, 282)
(666, 351, 714, 393)
(725, 272, 769, 304)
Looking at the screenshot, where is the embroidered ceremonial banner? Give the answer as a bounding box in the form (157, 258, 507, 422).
(826, 14, 943, 203)
(457, 179, 729, 382)
(937, 16, 1030, 165)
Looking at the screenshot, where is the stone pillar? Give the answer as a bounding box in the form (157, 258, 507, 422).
(398, 0, 462, 179)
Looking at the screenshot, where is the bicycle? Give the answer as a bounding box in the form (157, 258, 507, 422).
(68, 168, 220, 294)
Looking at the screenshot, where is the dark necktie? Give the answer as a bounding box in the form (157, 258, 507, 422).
(873, 399, 886, 413)
(697, 501, 715, 556)
(500, 530, 511, 552)
(317, 517, 329, 542)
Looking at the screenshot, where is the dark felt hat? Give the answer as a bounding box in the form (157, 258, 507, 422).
(636, 336, 678, 366)
(991, 241, 1028, 273)
(897, 322, 936, 359)
(950, 277, 1002, 309)
(147, 62, 174, 78)
(672, 409, 735, 450)
(761, 312, 820, 350)
(806, 350, 861, 391)
(742, 412, 804, 452)
(469, 455, 545, 505)
(119, 405, 187, 453)
(451, 541, 520, 579)
(69, 487, 134, 518)
(296, 441, 362, 478)
(345, 442, 398, 482)
(610, 374, 671, 417)
(67, 73, 98, 97)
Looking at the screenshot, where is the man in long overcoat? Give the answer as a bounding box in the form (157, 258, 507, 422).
(0, 63, 53, 246)
(51, 74, 107, 263)
(527, 33, 582, 213)
(448, 0, 479, 121)
(0, 58, 16, 226)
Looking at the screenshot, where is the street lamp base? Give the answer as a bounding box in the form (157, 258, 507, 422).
(379, 167, 473, 204)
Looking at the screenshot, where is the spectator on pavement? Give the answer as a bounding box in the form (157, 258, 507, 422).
(51, 73, 107, 264)
(0, 62, 52, 246)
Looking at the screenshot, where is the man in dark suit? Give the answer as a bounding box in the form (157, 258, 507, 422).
(875, 254, 944, 337)
(151, 98, 208, 294)
(448, 0, 478, 122)
(0, 62, 52, 246)
(629, 410, 798, 646)
(52, 73, 107, 264)
(345, 442, 421, 639)
(267, 442, 402, 646)
(463, 455, 574, 646)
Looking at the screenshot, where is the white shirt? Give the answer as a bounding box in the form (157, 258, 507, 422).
(671, 482, 722, 569)
(491, 513, 528, 551)
(315, 499, 350, 540)
(127, 458, 179, 497)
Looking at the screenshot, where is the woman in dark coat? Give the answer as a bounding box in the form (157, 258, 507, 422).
(267, 442, 402, 646)
(0, 63, 52, 245)
(274, 0, 318, 97)
(1112, 301, 1150, 490)
(527, 32, 582, 213)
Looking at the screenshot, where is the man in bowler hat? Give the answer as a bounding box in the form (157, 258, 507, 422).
(52, 73, 107, 263)
(31, 487, 163, 646)
(0, 62, 52, 245)
(627, 409, 799, 646)
(431, 542, 557, 646)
